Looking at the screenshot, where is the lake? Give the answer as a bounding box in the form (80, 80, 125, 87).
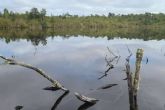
(0, 34, 165, 110)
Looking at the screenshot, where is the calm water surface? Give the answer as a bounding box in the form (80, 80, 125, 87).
(0, 36, 165, 110)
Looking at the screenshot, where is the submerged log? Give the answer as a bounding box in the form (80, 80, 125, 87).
(74, 92, 99, 104)
(15, 105, 23, 110)
(43, 86, 60, 91)
(0, 55, 69, 92)
(97, 84, 118, 90)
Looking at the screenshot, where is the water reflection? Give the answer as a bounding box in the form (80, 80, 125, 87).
(43, 86, 61, 91)
(77, 103, 96, 110)
(15, 105, 23, 110)
(51, 91, 69, 110)
(0, 29, 165, 46)
(98, 48, 119, 80)
(0, 36, 165, 110)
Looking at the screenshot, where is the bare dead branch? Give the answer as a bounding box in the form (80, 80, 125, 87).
(126, 45, 133, 62)
(99, 47, 119, 80)
(74, 92, 99, 104)
(105, 55, 111, 67)
(0, 55, 69, 92)
(125, 48, 143, 110)
(106, 47, 121, 65)
(107, 47, 117, 57)
(98, 64, 114, 80)
(98, 73, 108, 80)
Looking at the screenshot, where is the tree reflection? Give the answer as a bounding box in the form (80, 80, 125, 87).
(51, 91, 69, 110)
(77, 103, 96, 110)
(0, 28, 165, 46)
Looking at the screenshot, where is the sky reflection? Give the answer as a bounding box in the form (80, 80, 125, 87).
(0, 36, 165, 110)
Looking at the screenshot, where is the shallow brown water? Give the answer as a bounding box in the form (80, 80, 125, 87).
(0, 36, 165, 110)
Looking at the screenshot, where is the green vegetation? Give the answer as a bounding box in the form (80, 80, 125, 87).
(0, 7, 165, 45)
(1, 8, 165, 30)
(0, 27, 165, 46)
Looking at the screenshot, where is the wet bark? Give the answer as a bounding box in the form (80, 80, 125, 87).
(74, 92, 99, 104)
(0, 56, 69, 92)
(125, 49, 143, 110)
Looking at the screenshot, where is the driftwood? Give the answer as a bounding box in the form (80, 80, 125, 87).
(97, 84, 118, 90)
(125, 48, 143, 110)
(0, 56, 69, 92)
(74, 92, 99, 104)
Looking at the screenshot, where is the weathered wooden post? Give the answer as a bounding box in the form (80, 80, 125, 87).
(133, 49, 144, 94)
(125, 48, 143, 110)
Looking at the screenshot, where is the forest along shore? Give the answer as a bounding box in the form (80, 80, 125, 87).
(0, 8, 165, 30)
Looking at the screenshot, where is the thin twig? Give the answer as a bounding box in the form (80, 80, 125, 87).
(107, 47, 117, 57)
(126, 46, 133, 62)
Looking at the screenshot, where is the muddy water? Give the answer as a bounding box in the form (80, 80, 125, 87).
(0, 36, 165, 110)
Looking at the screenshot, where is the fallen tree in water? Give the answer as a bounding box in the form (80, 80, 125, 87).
(0, 55, 69, 92)
(0, 55, 99, 106)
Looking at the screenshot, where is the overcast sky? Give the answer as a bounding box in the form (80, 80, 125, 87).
(0, 0, 165, 15)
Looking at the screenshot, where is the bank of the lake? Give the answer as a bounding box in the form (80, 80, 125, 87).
(1, 8, 165, 30)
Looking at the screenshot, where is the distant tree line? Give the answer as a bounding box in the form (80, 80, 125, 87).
(0, 8, 165, 29)
(0, 8, 46, 19)
(0, 27, 165, 46)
